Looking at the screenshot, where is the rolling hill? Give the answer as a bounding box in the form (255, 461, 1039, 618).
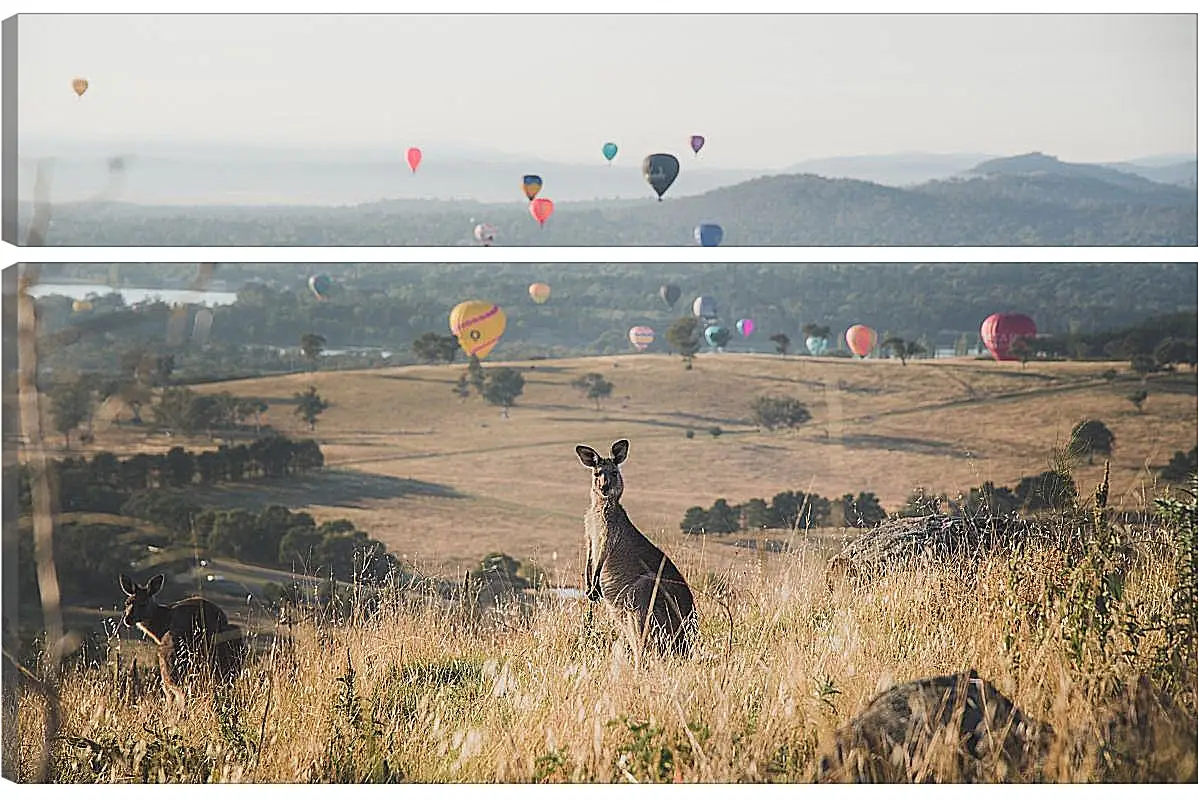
(72, 353, 1198, 579)
(20, 152, 1196, 245)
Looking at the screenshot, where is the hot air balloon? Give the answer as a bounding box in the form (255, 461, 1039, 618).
(980, 313, 1037, 361)
(690, 135, 706, 155)
(659, 284, 681, 309)
(642, 153, 680, 201)
(694, 223, 723, 247)
(193, 308, 214, 346)
(602, 142, 618, 163)
(529, 283, 551, 304)
(692, 296, 717, 320)
(522, 174, 543, 201)
(308, 274, 332, 300)
(450, 301, 507, 361)
(845, 325, 877, 358)
(704, 325, 730, 349)
(474, 223, 497, 246)
(736, 318, 754, 338)
(72, 78, 88, 97)
(805, 336, 830, 356)
(628, 325, 655, 352)
(406, 147, 422, 173)
(71, 299, 93, 312)
(529, 198, 554, 227)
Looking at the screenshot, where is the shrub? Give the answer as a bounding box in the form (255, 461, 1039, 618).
(750, 396, 812, 431)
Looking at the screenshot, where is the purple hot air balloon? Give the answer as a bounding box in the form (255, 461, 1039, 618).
(690, 135, 706, 156)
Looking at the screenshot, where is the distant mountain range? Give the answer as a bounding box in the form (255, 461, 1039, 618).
(967, 151, 1198, 190)
(24, 154, 1196, 246)
(16, 139, 1197, 207)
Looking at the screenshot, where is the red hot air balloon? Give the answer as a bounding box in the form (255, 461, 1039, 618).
(845, 324, 877, 358)
(406, 147, 422, 173)
(980, 313, 1037, 361)
(529, 197, 554, 227)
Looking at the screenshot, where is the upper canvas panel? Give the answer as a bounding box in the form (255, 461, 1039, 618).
(8, 13, 1197, 246)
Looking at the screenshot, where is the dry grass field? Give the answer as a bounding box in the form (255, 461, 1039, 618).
(10, 532, 1196, 783)
(9, 354, 1197, 783)
(66, 353, 1198, 581)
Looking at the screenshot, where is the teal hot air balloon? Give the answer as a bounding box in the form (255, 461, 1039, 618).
(309, 274, 332, 300)
(805, 335, 830, 356)
(602, 142, 618, 163)
(704, 324, 730, 349)
(642, 153, 680, 201)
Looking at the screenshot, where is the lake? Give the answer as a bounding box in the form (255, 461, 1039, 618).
(25, 282, 239, 307)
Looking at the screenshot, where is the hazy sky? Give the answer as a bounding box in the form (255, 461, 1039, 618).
(18, 13, 1198, 168)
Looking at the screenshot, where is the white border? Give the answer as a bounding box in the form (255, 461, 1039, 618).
(3, 245, 1196, 263)
(4, 3, 1198, 13)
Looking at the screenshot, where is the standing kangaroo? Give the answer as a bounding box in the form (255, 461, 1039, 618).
(576, 439, 697, 658)
(119, 573, 246, 707)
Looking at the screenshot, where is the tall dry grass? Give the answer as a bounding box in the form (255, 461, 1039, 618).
(10, 499, 1197, 783)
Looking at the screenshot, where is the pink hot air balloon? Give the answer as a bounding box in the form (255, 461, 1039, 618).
(628, 325, 655, 352)
(845, 324, 877, 358)
(406, 147, 422, 173)
(980, 313, 1037, 361)
(529, 197, 555, 228)
(736, 318, 754, 338)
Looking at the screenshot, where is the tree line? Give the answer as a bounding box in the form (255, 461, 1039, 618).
(30, 265, 1196, 386)
(16, 434, 325, 516)
(681, 490, 888, 534)
(678, 467, 1096, 535)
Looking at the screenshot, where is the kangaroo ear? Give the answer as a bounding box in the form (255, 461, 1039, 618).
(576, 445, 601, 468)
(611, 439, 630, 464)
(119, 573, 137, 596)
(147, 574, 166, 596)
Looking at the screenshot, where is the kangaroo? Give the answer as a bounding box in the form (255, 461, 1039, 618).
(575, 439, 697, 658)
(119, 573, 246, 708)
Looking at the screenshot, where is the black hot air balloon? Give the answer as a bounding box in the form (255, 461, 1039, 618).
(642, 153, 680, 201)
(659, 283, 681, 308)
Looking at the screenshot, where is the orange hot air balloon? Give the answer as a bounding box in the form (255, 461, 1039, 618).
(528, 283, 551, 304)
(72, 78, 88, 97)
(406, 147, 422, 173)
(529, 198, 554, 227)
(845, 324, 877, 358)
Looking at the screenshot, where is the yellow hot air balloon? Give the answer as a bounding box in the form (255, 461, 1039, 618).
(528, 282, 551, 304)
(71, 299, 93, 312)
(449, 300, 507, 360)
(72, 78, 89, 97)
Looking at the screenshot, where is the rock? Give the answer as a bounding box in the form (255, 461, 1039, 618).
(818, 670, 1053, 783)
(826, 512, 1063, 591)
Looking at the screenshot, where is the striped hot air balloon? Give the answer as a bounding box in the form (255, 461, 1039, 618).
(628, 326, 655, 352)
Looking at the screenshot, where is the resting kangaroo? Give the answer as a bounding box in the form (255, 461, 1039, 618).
(119, 573, 246, 707)
(576, 439, 697, 658)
